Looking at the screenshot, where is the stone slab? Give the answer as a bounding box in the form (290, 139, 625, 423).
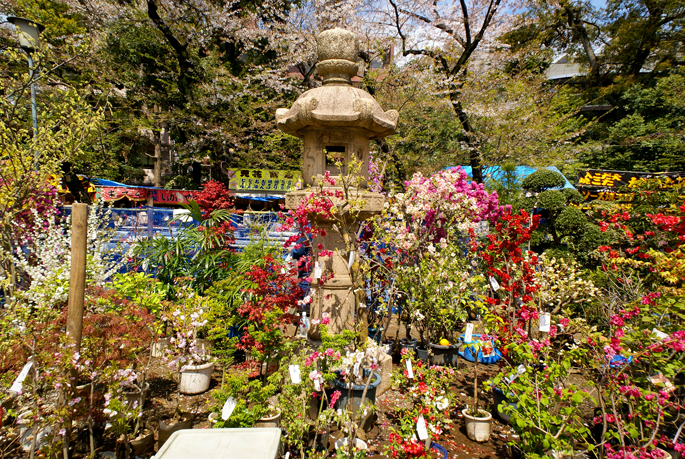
(155, 428, 282, 459)
(376, 351, 393, 397)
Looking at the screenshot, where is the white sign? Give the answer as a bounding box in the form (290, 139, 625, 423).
(221, 397, 237, 420)
(489, 276, 500, 291)
(464, 323, 474, 343)
(314, 262, 322, 279)
(9, 361, 33, 395)
(416, 414, 429, 440)
(289, 365, 301, 384)
(406, 359, 414, 379)
(539, 313, 551, 333)
(652, 328, 669, 340)
(348, 251, 355, 270)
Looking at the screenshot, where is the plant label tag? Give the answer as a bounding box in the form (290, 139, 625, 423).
(416, 414, 429, 440)
(489, 276, 500, 291)
(221, 396, 237, 420)
(539, 313, 551, 333)
(652, 328, 669, 340)
(353, 361, 361, 378)
(9, 361, 33, 394)
(314, 262, 322, 279)
(649, 372, 676, 393)
(348, 251, 355, 270)
(464, 323, 474, 343)
(517, 364, 526, 375)
(289, 365, 301, 384)
(406, 359, 414, 379)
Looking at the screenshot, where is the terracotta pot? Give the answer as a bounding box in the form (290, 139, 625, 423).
(130, 429, 154, 456)
(123, 382, 150, 410)
(158, 413, 193, 447)
(254, 407, 281, 428)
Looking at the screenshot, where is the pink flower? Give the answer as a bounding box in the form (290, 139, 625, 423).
(330, 390, 342, 407)
(559, 317, 570, 328)
(321, 313, 330, 325)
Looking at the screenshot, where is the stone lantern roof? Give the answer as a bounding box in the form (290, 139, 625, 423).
(276, 28, 398, 140)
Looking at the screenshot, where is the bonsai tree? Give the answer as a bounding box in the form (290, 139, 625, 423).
(522, 169, 587, 247)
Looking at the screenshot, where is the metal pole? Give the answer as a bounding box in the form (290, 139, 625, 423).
(27, 53, 39, 171)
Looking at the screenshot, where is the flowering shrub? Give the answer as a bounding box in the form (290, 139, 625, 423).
(368, 167, 500, 345)
(474, 209, 541, 347)
(387, 348, 454, 458)
(237, 255, 301, 377)
(6, 205, 131, 308)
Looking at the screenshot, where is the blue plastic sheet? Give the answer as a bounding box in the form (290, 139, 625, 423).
(458, 333, 502, 364)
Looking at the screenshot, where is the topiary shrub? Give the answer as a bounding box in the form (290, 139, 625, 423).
(555, 207, 588, 236)
(538, 190, 567, 212)
(522, 169, 566, 192)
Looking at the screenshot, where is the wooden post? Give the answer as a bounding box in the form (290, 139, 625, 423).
(67, 203, 88, 351)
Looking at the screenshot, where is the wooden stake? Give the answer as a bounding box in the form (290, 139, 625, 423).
(67, 203, 88, 351)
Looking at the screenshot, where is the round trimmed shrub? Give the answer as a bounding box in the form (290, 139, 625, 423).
(522, 169, 566, 192)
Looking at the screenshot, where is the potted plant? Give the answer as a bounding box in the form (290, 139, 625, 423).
(461, 335, 492, 442)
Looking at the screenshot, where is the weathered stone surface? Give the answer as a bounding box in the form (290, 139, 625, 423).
(376, 351, 393, 397)
(279, 28, 398, 339)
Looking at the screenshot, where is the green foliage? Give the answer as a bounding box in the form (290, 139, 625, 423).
(111, 272, 169, 316)
(538, 190, 567, 212)
(493, 342, 595, 457)
(522, 169, 566, 192)
(211, 369, 282, 428)
(555, 206, 588, 237)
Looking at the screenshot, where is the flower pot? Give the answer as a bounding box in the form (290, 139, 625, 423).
(400, 338, 418, 352)
(179, 361, 214, 395)
(332, 370, 382, 413)
(493, 387, 517, 424)
(123, 382, 150, 410)
(462, 409, 492, 442)
(382, 339, 396, 357)
(158, 413, 193, 447)
(368, 327, 383, 344)
(430, 442, 448, 459)
(254, 407, 281, 428)
(130, 429, 154, 456)
(416, 346, 429, 363)
(151, 337, 171, 358)
(429, 343, 459, 366)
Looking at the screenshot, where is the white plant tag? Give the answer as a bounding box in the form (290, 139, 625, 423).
(314, 262, 322, 279)
(348, 251, 355, 270)
(353, 361, 361, 378)
(464, 323, 474, 343)
(406, 359, 414, 379)
(221, 397, 237, 420)
(314, 379, 321, 391)
(289, 365, 301, 384)
(539, 313, 551, 333)
(517, 364, 526, 374)
(489, 276, 500, 291)
(284, 453, 290, 459)
(9, 361, 33, 394)
(416, 414, 429, 440)
(507, 365, 526, 384)
(652, 328, 669, 340)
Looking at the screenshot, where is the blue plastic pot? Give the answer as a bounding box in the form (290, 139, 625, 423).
(458, 334, 502, 364)
(431, 442, 448, 459)
(368, 327, 383, 344)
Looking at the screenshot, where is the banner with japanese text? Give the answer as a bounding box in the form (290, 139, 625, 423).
(225, 168, 301, 192)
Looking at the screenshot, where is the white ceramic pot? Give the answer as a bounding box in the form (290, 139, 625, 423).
(462, 408, 492, 442)
(151, 337, 171, 358)
(179, 361, 214, 395)
(254, 407, 281, 428)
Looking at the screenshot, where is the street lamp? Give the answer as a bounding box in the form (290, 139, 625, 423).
(7, 17, 45, 170)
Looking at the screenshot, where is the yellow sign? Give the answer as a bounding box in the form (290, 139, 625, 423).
(226, 168, 301, 192)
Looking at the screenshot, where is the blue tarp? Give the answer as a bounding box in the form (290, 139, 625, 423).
(450, 166, 576, 190)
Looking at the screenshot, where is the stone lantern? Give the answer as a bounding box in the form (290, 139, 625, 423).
(276, 28, 398, 338)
